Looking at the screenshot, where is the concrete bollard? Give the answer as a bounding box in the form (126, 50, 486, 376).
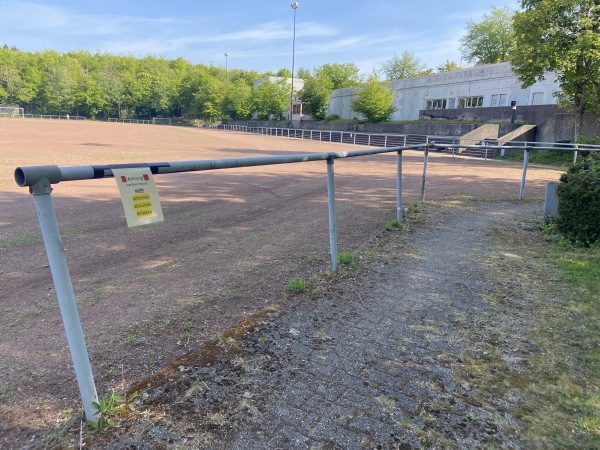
(544, 182, 559, 217)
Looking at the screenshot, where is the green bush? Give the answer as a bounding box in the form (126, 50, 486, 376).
(556, 153, 600, 245)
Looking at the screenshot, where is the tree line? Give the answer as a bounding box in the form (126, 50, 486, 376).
(1, 0, 599, 133)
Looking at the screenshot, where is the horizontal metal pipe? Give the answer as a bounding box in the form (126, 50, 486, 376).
(15, 144, 427, 188)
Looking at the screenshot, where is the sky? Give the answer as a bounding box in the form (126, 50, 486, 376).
(0, 0, 521, 76)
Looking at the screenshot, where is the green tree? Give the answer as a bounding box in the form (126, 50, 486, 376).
(460, 6, 515, 64)
(436, 60, 461, 72)
(512, 0, 600, 139)
(252, 79, 288, 120)
(222, 79, 253, 119)
(381, 52, 429, 81)
(316, 63, 362, 89)
(276, 68, 293, 78)
(299, 72, 332, 120)
(299, 63, 361, 120)
(351, 74, 396, 122)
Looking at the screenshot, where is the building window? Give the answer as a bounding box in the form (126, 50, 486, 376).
(459, 96, 484, 108)
(425, 98, 447, 110)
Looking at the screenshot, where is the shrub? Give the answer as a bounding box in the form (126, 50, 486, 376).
(556, 153, 600, 245)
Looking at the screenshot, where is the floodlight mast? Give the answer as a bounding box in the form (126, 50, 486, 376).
(290, 2, 298, 121)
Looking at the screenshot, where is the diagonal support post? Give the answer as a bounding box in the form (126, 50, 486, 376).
(29, 178, 99, 423)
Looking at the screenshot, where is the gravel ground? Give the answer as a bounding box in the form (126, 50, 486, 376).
(54, 199, 547, 450)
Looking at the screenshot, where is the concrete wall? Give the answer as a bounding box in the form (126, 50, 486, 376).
(536, 113, 576, 143)
(327, 62, 560, 121)
(420, 104, 565, 125)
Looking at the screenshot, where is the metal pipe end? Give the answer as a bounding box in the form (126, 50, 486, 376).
(14, 165, 62, 187)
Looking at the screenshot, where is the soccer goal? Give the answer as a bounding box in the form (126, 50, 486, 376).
(0, 105, 25, 117)
(152, 117, 172, 126)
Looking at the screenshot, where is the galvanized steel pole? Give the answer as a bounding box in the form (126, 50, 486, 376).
(30, 179, 99, 423)
(519, 148, 530, 201)
(326, 157, 338, 273)
(397, 150, 403, 223)
(421, 142, 430, 202)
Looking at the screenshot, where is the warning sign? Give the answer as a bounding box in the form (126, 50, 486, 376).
(113, 168, 164, 227)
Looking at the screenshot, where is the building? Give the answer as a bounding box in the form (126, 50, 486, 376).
(327, 62, 560, 121)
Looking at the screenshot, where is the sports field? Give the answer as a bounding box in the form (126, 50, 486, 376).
(0, 118, 562, 444)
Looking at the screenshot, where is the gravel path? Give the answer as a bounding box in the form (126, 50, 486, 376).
(83, 200, 541, 450)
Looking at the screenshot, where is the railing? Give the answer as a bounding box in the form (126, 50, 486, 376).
(13, 131, 599, 423)
(20, 114, 87, 120)
(212, 123, 600, 158)
(108, 118, 152, 124)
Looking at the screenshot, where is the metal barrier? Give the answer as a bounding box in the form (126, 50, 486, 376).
(20, 114, 87, 120)
(14, 143, 426, 422)
(108, 118, 152, 124)
(13, 135, 600, 422)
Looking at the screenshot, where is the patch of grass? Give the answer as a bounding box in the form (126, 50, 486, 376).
(286, 277, 306, 293)
(125, 336, 141, 346)
(385, 218, 403, 230)
(502, 149, 574, 166)
(337, 251, 359, 266)
(471, 222, 600, 448)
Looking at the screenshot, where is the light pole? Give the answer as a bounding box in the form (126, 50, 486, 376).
(290, 2, 298, 121)
(224, 53, 229, 87)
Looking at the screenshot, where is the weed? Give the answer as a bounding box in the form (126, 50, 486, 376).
(182, 321, 193, 332)
(386, 218, 402, 230)
(415, 215, 426, 224)
(91, 391, 135, 430)
(337, 251, 358, 266)
(286, 277, 306, 293)
(376, 395, 396, 415)
(179, 331, 190, 343)
(125, 336, 141, 346)
(0, 384, 14, 398)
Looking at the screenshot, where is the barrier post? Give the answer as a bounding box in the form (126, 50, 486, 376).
(326, 157, 338, 273)
(29, 178, 99, 423)
(421, 140, 430, 202)
(519, 148, 530, 201)
(397, 150, 403, 223)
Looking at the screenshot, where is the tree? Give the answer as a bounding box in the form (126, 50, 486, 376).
(222, 79, 253, 119)
(351, 74, 396, 122)
(252, 79, 288, 120)
(460, 6, 515, 64)
(298, 63, 361, 120)
(276, 68, 292, 78)
(299, 72, 333, 120)
(511, 0, 600, 139)
(380, 52, 429, 81)
(437, 60, 461, 72)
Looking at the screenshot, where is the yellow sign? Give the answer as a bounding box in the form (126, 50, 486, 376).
(113, 168, 164, 227)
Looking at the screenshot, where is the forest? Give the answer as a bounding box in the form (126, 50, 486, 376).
(0, 46, 292, 121)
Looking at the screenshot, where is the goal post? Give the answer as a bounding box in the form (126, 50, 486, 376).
(0, 106, 25, 117)
(152, 117, 172, 126)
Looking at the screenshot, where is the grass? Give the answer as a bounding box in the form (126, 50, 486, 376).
(502, 149, 574, 166)
(286, 277, 306, 293)
(337, 251, 359, 266)
(464, 220, 600, 448)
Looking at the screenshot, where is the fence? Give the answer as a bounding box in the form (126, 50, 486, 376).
(17, 114, 87, 120)
(212, 123, 600, 159)
(108, 118, 152, 124)
(13, 136, 596, 423)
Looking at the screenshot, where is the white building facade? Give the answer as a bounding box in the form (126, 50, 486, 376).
(327, 62, 560, 121)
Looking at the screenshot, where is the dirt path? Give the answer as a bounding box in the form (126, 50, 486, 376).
(0, 120, 562, 447)
(51, 199, 547, 449)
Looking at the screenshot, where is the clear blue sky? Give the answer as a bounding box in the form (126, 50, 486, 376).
(0, 0, 521, 75)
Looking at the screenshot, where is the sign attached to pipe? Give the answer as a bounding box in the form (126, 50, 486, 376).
(113, 168, 164, 227)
